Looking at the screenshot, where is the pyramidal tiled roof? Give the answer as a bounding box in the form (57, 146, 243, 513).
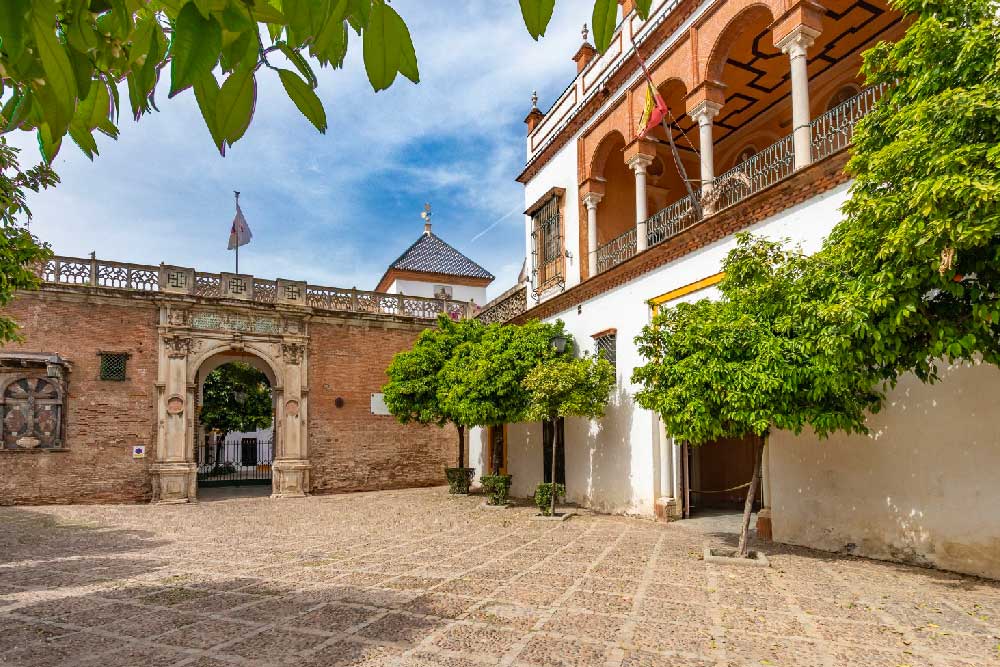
(381, 231, 495, 285)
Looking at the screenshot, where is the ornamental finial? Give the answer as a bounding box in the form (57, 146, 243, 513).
(582, 23, 589, 43)
(531, 90, 539, 110)
(421, 202, 432, 234)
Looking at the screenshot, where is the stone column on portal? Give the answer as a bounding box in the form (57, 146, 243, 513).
(690, 102, 721, 189)
(628, 154, 655, 252)
(583, 192, 603, 278)
(776, 25, 820, 170)
(272, 341, 310, 498)
(153, 334, 197, 503)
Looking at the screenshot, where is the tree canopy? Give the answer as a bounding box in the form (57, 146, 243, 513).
(437, 319, 567, 429)
(523, 354, 615, 424)
(0, 0, 647, 164)
(200, 361, 273, 435)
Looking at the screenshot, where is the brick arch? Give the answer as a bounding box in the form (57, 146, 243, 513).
(588, 129, 627, 181)
(699, 1, 781, 83)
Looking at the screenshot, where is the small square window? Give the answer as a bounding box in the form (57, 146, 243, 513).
(99, 353, 129, 381)
(594, 333, 617, 373)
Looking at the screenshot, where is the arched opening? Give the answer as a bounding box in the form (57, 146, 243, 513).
(195, 351, 276, 490)
(641, 79, 699, 212)
(589, 130, 635, 246)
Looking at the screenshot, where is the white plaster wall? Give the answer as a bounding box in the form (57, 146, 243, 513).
(523, 142, 582, 289)
(477, 183, 852, 515)
(769, 361, 1000, 580)
(386, 278, 487, 306)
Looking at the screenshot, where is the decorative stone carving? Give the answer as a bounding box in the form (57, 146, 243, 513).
(165, 307, 191, 327)
(159, 265, 195, 294)
(282, 317, 304, 335)
(220, 273, 255, 301)
(166, 395, 185, 415)
(276, 279, 307, 306)
(164, 335, 194, 359)
(285, 399, 300, 417)
(282, 343, 305, 365)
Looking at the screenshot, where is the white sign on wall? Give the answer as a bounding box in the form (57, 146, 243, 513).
(132, 445, 146, 459)
(370, 393, 390, 416)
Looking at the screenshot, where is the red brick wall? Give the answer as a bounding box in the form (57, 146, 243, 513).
(307, 319, 457, 494)
(0, 292, 159, 504)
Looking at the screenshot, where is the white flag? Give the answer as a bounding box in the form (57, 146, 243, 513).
(228, 203, 252, 250)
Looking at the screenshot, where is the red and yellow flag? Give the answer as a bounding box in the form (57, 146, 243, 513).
(636, 49, 669, 139)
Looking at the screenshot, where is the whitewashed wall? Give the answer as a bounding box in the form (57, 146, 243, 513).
(474, 183, 850, 514)
(385, 278, 487, 306)
(523, 141, 582, 290)
(769, 361, 1000, 580)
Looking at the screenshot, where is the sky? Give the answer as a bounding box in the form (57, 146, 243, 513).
(9, 3, 591, 301)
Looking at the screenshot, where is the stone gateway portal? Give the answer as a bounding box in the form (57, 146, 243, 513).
(0, 254, 481, 505)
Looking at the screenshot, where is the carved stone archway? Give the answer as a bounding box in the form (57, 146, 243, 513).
(151, 303, 310, 503)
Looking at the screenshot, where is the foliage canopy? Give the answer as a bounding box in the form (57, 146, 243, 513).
(523, 354, 615, 423)
(200, 361, 273, 435)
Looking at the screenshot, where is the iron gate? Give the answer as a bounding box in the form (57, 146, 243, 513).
(197, 436, 273, 487)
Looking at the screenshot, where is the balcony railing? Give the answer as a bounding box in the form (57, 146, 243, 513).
(592, 84, 885, 277)
(811, 82, 887, 162)
(38, 256, 473, 321)
(476, 284, 528, 324)
(596, 227, 637, 274)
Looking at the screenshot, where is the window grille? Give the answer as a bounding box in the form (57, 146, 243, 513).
(530, 194, 564, 295)
(594, 332, 617, 372)
(99, 353, 129, 381)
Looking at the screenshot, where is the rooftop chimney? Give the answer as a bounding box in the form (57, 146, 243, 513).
(620, 0, 635, 16)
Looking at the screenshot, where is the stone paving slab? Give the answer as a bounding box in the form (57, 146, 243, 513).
(0, 487, 998, 666)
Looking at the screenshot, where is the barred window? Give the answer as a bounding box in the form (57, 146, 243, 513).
(594, 331, 617, 373)
(529, 192, 564, 293)
(99, 352, 129, 381)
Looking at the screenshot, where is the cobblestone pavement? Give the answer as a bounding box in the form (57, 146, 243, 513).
(1, 488, 998, 667)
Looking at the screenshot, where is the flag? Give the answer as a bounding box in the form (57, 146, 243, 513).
(635, 48, 669, 139)
(228, 203, 252, 250)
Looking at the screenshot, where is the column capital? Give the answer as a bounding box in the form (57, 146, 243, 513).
(775, 24, 820, 57)
(582, 192, 604, 209)
(627, 154, 655, 174)
(688, 100, 722, 126)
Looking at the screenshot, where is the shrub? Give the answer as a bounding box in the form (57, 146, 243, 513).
(445, 467, 474, 494)
(534, 483, 565, 516)
(480, 474, 513, 506)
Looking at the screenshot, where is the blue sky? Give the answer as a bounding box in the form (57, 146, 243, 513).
(10, 3, 592, 300)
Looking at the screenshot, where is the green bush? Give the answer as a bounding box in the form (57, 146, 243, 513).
(534, 483, 566, 516)
(480, 474, 513, 506)
(445, 467, 475, 494)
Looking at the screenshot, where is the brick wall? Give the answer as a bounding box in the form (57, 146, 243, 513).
(307, 319, 457, 495)
(0, 291, 159, 504)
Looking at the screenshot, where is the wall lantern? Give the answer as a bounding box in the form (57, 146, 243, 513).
(549, 334, 568, 355)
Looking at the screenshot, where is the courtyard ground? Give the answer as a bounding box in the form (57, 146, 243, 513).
(1, 488, 997, 667)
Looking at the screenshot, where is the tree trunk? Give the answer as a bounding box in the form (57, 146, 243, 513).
(491, 428, 502, 474)
(549, 415, 558, 516)
(457, 425, 465, 469)
(737, 435, 766, 558)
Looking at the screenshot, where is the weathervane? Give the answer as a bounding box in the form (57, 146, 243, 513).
(582, 23, 589, 43)
(421, 203, 432, 234)
(531, 90, 539, 110)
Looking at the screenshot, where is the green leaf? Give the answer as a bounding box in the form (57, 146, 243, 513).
(518, 0, 555, 41)
(193, 72, 224, 154)
(591, 0, 619, 53)
(634, 0, 653, 19)
(67, 45, 93, 102)
(30, 1, 78, 139)
(68, 120, 99, 159)
(169, 2, 223, 98)
(0, 0, 31, 62)
(282, 0, 313, 41)
(66, 0, 99, 54)
(215, 65, 257, 147)
(277, 42, 317, 87)
(313, 10, 348, 67)
(386, 4, 418, 84)
(347, 0, 371, 33)
(362, 0, 398, 92)
(278, 68, 327, 133)
(36, 122, 63, 163)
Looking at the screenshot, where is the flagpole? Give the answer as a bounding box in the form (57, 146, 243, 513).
(234, 191, 240, 274)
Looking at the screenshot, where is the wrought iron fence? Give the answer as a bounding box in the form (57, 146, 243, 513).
(197, 436, 274, 487)
(596, 227, 637, 274)
(646, 191, 702, 247)
(811, 83, 888, 162)
(707, 135, 795, 212)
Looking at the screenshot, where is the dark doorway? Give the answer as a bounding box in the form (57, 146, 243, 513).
(687, 435, 761, 514)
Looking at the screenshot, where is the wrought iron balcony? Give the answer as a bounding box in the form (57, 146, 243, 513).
(476, 284, 529, 324)
(596, 227, 638, 273)
(591, 84, 886, 278)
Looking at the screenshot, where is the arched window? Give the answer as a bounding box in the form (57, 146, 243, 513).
(827, 85, 860, 111)
(2, 378, 64, 449)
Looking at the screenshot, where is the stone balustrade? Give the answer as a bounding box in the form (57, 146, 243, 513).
(39, 255, 473, 321)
